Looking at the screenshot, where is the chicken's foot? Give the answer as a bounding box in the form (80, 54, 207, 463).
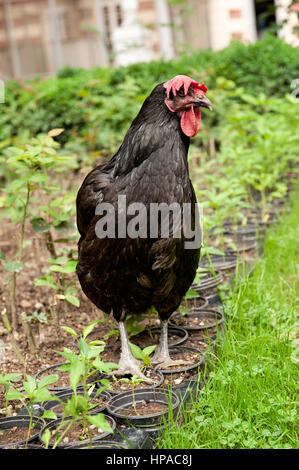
(112, 320, 155, 385)
(151, 319, 192, 370)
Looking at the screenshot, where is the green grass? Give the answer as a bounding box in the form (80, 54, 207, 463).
(157, 185, 299, 449)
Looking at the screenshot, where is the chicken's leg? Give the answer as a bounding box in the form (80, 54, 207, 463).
(112, 320, 155, 384)
(151, 319, 192, 370)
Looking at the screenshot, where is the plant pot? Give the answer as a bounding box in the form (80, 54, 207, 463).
(106, 388, 180, 429)
(130, 325, 188, 349)
(155, 345, 205, 376)
(192, 269, 222, 290)
(199, 253, 238, 271)
(178, 295, 209, 312)
(100, 367, 164, 395)
(222, 221, 265, 238)
(39, 414, 116, 448)
(225, 241, 258, 255)
(0, 416, 46, 449)
(64, 440, 129, 449)
(170, 308, 224, 332)
(34, 362, 100, 393)
(41, 387, 112, 419)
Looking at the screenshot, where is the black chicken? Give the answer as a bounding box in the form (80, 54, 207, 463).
(76, 75, 212, 382)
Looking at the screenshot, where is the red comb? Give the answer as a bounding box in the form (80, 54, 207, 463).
(163, 75, 207, 98)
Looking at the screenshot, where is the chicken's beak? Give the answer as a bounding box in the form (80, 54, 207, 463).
(193, 95, 213, 111)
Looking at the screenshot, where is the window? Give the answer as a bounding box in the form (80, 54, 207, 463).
(229, 9, 242, 19)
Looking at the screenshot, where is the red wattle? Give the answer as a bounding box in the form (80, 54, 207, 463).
(181, 106, 201, 137)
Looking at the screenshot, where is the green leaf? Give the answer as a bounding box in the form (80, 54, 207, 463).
(63, 260, 78, 273)
(42, 410, 57, 420)
(143, 345, 156, 357)
(34, 388, 53, 403)
(87, 413, 114, 433)
(49, 265, 64, 273)
(41, 428, 51, 448)
(23, 375, 37, 396)
(37, 373, 58, 389)
(4, 261, 24, 273)
(65, 294, 80, 307)
(129, 342, 144, 361)
(61, 326, 78, 339)
(69, 357, 84, 392)
(0, 373, 22, 384)
(6, 389, 23, 400)
(30, 217, 51, 233)
(83, 320, 100, 340)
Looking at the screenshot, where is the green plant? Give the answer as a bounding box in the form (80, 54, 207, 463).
(119, 374, 145, 416)
(41, 321, 118, 449)
(0, 130, 76, 330)
(5, 374, 58, 447)
(0, 373, 22, 416)
(129, 343, 156, 368)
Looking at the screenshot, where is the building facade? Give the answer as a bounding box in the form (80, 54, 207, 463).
(0, 0, 297, 79)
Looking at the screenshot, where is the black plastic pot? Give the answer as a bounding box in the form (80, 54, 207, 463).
(192, 269, 222, 290)
(100, 367, 164, 395)
(64, 440, 129, 449)
(0, 416, 46, 449)
(130, 325, 188, 348)
(225, 240, 258, 255)
(38, 414, 116, 448)
(106, 388, 180, 429)
(41, 387, 112, 419)
(199, 253, 238, 271)
(34, 362, 101, 393)
(170, 308, 224, 332)
(177, 295, 209, 312)
(222, 221, 265, 237)
(155, 345, 205, 375)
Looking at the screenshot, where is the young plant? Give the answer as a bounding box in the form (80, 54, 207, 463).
(5, 374, 58, 447)
(0, 373, 22, 416)
(119, 375, 144, 416)
(129, 343, 156, 369)
(0, 129, 75, 330)
(42, 321, 118, 448)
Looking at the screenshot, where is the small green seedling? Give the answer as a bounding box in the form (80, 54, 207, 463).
(129, 343, 156, 368)
(43, 321, 118, 449)
(5, 374, 58, 447)
(119, 375, 145, 416)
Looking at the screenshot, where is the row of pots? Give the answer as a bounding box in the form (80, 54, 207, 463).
(0, 385, 181, 449)
(0, 305, 225, 449)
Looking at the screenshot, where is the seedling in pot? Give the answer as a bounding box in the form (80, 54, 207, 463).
(42, 321, 118, 448)
(129, 343, 156, 368)
(5, 373, 58, 447)
(119, 375, 145, 416)
(0, 373, 22, 416)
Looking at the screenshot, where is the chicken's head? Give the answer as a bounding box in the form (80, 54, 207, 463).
(163, 75, 212, 137)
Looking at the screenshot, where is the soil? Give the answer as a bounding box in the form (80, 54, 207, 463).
(160, 348, 203, 372)
(178, 296, 208, 311)
(104, 368, 162, 393)
(0, 424, 38, 445)
(47, 419, 111, 446)
(120, 400, 168, 417)
(162, 368, 199, 387)
(130, 328, 185, 348)
(171, 311, 221, 329)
